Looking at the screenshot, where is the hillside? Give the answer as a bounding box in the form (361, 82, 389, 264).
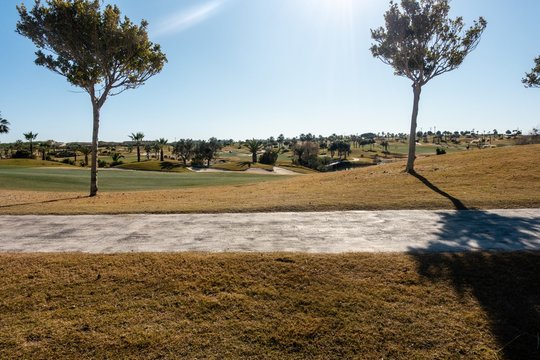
(0, 144, 538, 214)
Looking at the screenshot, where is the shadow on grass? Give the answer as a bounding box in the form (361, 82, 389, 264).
(0, 196, 85, 209)
(408, 210, 540, 359)
(409, 170, 469, 210)
(407, 171, 540, 357)
(159, 161, 184, 171)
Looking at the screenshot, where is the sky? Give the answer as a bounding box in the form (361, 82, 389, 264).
(0, 0, 538, 143)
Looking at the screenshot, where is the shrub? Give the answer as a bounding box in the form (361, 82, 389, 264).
(98, 159, 108, 168)
(110, 160, 123, 167)
(12, 150, 34, 159)
(61, 158, 75, 165)
(259, 149, 279, 165)
(190, 156, 205, 168)
(436, 148, 446, 155)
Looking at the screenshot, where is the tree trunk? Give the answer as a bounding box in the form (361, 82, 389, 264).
(252, 152, 257, 163)
(406, 84, 422, 173)
(90, 101, 100, 197)
(137, 146, 141, 162)
(160, 149, 164, 161)
(85, 154, 89, 166)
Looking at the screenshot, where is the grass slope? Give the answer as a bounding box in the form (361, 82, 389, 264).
(0, 253, 538, 359)
(0, 159, 73, 167)
(0, 144, 538, 214)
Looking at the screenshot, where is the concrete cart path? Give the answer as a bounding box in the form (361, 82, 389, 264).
(0, 209, 539, 253)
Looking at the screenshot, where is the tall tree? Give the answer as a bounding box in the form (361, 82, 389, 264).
(0, 112, 10, 134)
(17, 0, 166, 196)
(157, 138, 168, 161)
(523, 56, 540, 88)
(129, 132, 145, 162)
(23, 131, 38, 156)
(370, 0, 486, 172)
(244, 139, 264, 163)
(173, 139, 195, 165)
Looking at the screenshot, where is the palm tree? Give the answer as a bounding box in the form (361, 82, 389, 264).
(129, 132, 145, 162)
(152, 142, 160, 160)
(244, 139, 264, 163)
(144, 144, 152, 160)
(68, 143, 80, 162)
(0, 112, 10, 134)
(38, 141, 52, 160)
(157, 138, 168, 161)
(23, 131, 38, 156)
(79, 146, 92, 166)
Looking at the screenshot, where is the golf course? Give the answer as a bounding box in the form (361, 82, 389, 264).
(1, 0, 540, 358)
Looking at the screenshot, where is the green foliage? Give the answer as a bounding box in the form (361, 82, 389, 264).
(329, 141, 351, 159)
(370, 0, 487, 86)
(194, 138, 221, 167)
(173, 139, 196, 165)
(370, 0, 486, 172)
(13, 150, 34, 159)
(110, 152, 124, 166)
(522, 56, 540, 88)
(0, 112, 10, 134)
(244, 139, 264, 163)
(436, 147, 447, 155)
(258, 148, 279, 165)
(16, 0, 166, 196)
(16, 1, 167, 102)
(157, 138, 168, 161)
(293, 141, 320, 168)
(98, 159, 108, 168)
(129, 132, 145, 162)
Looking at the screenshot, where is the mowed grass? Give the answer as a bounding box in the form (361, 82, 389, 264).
(212, 161, 274, 172)
(0, 166, 290, 192)
(0, 253, 538, 359)
(115, 160, 190, 173)
(0, 144, 537, 214)
(0, 159, 73, 167)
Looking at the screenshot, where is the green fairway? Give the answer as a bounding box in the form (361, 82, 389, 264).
(0, 166, 289, 192)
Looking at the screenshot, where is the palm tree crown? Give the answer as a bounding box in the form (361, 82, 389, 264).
(244, 139, 264, 163)
(0, 113, 10, 134)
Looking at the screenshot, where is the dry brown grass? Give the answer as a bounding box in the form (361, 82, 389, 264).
(1, 144, 538, 214)
(1, 253, 538, 359)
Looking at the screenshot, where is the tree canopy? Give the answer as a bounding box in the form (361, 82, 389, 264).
(16, 0, 166, 196)
(370, 0, 487, 87)
(523, 56, 540, 88)
(370, 0, 486, 172)
(0, 113, 9, 134)
(16, 0, 167, 109)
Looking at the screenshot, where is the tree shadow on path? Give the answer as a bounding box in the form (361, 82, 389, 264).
(408, 171, 540, 359)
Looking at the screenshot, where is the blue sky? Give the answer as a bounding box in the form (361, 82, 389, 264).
(0, 0, 538, 142)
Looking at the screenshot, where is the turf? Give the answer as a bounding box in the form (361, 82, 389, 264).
(0, 159, 73, 167)
(115, 160, 190, 173)
(0, 253, 538, 359)
(0, 144, 537, 214)
(0, 167, 289, 192)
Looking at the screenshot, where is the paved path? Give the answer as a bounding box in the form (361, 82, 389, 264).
(1, 209, 539, 253)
